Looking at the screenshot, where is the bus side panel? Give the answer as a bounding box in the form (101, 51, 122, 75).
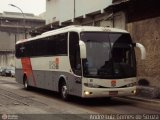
(31, 70, 55, 90)
(16, 57, 83, 97)
(16, 68, 35, 87)
(32, 70, 46, 88)
(15, 69, 83, 97)
(60, 72, 82, 97)
(15, 59, 23, 85)
(31, 70, 83, 97)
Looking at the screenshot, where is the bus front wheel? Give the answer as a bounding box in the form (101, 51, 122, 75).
(60, 81, 69, 101)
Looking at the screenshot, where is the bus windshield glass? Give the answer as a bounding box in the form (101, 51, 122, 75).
(80, 32, 136, 79)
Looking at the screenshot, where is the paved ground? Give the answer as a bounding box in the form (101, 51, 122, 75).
(0, 76, 160, 120)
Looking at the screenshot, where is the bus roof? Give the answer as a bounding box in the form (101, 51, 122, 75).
(16, 25, 129, 44)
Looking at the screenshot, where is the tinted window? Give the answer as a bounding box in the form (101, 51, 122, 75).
(16, 33, 68, 58)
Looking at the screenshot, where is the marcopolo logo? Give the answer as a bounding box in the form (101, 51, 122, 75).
(49, 58, 60, 69)
(111, 80, 116, 87)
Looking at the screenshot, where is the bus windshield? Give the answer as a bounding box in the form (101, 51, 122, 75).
(80, 32, 136, 79)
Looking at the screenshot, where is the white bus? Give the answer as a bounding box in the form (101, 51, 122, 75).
(15, 25, 146, 100)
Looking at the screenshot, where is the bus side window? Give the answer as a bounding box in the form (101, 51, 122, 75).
(69, 32, 82, 76)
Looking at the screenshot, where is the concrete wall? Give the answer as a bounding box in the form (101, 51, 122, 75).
(59, 0, 74, 23)
(0, 32, 15, 51)
(46, 0, 112, 24)
(0, 32, 24, 50)
(0, 12, 45, 67)
(46, 0, 59, 24)
(127, 17, 160, 87)
(0, 53, 15, 67)
(114, 11, 126, 29)
(75, 0, 111, 17)
(0, 31, 24, 67)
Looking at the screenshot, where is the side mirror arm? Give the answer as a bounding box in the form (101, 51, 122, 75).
(135, 43, 146, 60)
(79, 41, 87, 59)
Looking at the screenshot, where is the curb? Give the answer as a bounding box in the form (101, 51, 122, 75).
(123, 96, 160, 105)
(136, 86, 160, 99)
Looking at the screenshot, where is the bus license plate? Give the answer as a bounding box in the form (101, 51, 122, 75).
(109, 91, 118, 96)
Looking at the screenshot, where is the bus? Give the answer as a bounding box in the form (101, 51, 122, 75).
(15, 25, 146, 100)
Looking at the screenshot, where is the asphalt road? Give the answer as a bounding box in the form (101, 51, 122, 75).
(0, 76, 159, 120)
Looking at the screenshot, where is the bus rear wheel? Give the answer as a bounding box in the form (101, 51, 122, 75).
(23, 77, 29, 90)
(60, 81, 69, 101)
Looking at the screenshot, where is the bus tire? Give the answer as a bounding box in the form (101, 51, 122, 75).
(60, 81, 69, 101)
(23, 76, 29, 90)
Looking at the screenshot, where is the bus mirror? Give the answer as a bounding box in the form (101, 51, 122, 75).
(136, 43, 146, 60)
(79, 41, 86, 59)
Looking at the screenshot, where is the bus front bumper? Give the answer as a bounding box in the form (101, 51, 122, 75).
(82, 86, 137, 98)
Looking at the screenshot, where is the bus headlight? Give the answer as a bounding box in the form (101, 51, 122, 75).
(84, 91, 90, 95)
(84, 83, 100, 88)
(84, 91, 93, 95)
(133, 90, 136, 94)
(127, 82, 137, 87)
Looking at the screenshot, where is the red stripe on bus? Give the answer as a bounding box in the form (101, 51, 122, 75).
(21, 58, 36, 86)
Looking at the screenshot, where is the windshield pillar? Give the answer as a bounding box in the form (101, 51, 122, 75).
(69, 32, 82, 76)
